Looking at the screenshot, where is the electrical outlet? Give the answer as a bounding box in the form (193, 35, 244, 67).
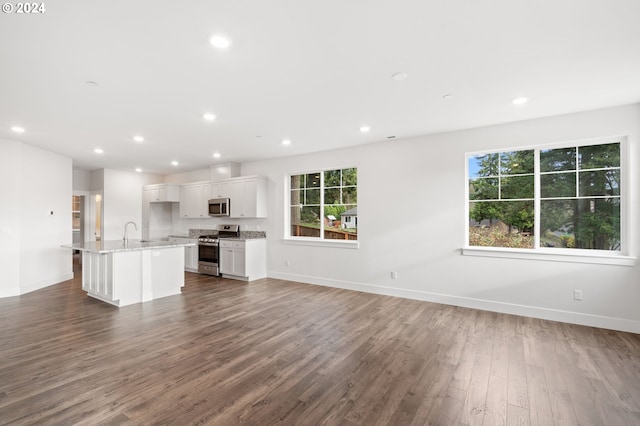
(391, 271, 397, 279)
(284, 260, 290, 267)
(574, 290, 583, 301)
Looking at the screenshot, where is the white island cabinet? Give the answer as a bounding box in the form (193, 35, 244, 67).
(62, 240, 196, 307)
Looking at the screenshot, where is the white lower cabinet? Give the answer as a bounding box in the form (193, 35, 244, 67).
(219, 239, 266, 281)
(168, 237, 199, 272)
(220, 240, 245, 276)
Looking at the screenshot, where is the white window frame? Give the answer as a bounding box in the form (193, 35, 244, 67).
(284, 167, 359, 249)
(463, 136, 635, 266)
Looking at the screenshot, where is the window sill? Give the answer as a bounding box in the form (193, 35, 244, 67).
(283, 238, 359, 249)
(462, 246, 636, 266)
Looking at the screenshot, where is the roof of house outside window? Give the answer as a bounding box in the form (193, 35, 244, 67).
(341, 207, 357, 216)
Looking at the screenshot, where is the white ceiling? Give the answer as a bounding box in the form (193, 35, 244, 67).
(2, 0, 640, 174)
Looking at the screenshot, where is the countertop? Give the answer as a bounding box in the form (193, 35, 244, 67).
(62, 240, 196, 254)
(168, 234, 266, 241)
(218, 237, 266, 241)
(186, 229, 267, 239)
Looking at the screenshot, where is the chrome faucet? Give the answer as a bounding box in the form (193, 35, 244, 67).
(123, 221, 138, 244)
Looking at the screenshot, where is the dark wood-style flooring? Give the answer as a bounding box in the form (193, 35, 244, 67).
(1, 259, 639, 425)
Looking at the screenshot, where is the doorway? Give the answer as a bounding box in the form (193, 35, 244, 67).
(72, 190, 103, 269)
(90, 192, 102, 242)
(72, 190, 103, 243)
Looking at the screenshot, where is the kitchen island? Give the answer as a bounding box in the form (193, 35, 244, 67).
(63, 240, 196, 307)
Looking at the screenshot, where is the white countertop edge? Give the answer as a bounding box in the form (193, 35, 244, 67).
(62, 240, 196, 254)
(168, 235, 266, 241)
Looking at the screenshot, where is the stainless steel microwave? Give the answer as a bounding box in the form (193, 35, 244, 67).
(208, 198, 230, 216)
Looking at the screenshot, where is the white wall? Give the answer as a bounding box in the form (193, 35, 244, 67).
(149, 203, 174, 240)
(0, 138, 73, 297)
(240, 104, 640, 333)
(72, 169, 91, 191)
(102, 169, 163, 241)
(164, 169, 211, 185)
(164, 163, 241, 185)
(90, 169, 104, 191)
(0, 139, 22, 297)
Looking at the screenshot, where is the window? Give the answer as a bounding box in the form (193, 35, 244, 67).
(289, 168, 357, 241)
(466, 138, 630, 262)
(468, 149, 535, 248)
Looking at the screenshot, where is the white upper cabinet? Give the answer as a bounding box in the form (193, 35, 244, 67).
(229, 177, 267, 218)
(144, 183, 179, 202)
(228, 180, 244, 218)
(176, 176, 267, 219)
(210, 181, 231, 199)
(179, 182, 208, 218)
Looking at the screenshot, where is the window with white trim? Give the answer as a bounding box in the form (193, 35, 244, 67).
(466, 138, 626, 254)
(289, 168, 357, 241)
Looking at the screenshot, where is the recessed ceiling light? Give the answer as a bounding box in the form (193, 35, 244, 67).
(135, 168, 142, 173)
(391, 72, 408, 81)
(512, 97, 529, 105)
(282, 139, 291, 146)
(360, 126, 371, 133)
(213, 152, 221, 158)
(210, 35, 231, 49)
(171, 161, 179, 166)
(11, 126, 25, 133)
(94, 148, 104, 154)
(442, 94, 453, 99)
(133, 136, 144, 142)
(85, 81, 99, 87)
(387, 136, 396, 139)
(203, 113, 216, 121)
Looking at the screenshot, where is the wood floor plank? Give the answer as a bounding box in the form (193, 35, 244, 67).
(540, 339, 581, 425)
(507, 403, 530, 426)
(507, 336, 530, 411)
(458, 311, 494, 425)
(524, 364, 554, 426)
(0, 259, 639, 425)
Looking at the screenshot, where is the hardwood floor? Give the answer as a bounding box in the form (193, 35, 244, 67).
(1, 261, 639, 425)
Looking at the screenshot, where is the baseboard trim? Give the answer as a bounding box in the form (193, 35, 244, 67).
(20, 273, 74, 295)
(0, 287, 21, 298)
(267, 271, 640, 334)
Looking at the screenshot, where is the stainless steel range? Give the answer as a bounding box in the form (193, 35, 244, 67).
(197, 224, 240, 276)
(197, 234, 219, 276)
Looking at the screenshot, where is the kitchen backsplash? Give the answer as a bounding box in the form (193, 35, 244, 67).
(187, 228, 266, 239)
(239, 231, 267, 239)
